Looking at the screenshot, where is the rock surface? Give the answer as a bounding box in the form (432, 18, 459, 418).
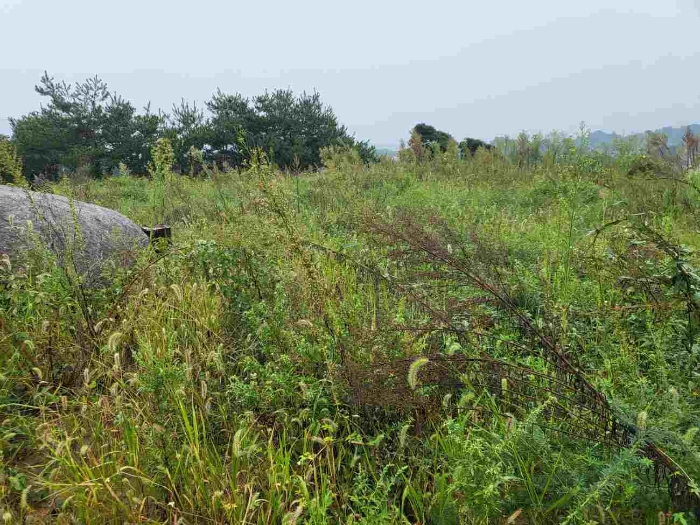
(0, 185, 148, 285)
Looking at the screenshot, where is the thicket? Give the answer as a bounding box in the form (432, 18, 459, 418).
(3, 137, 700, 522)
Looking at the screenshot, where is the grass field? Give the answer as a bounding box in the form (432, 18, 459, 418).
(3, 146, 700, 523)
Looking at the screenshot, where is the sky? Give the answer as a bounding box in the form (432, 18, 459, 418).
(1, 0, 699, 147)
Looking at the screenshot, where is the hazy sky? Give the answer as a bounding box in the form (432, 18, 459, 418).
(1, 0, 699, 146)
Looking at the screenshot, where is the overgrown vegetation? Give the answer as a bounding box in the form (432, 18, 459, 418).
(0, 136, 27, 187)
(3, 130, 700, 523)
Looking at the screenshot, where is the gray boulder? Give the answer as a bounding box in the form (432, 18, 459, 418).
(0, 185, 148, 285)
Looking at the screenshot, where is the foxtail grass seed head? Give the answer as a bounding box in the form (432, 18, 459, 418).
(0, 254, 11, 272)
(399, 424, 410, 449)
(442, 393, 452, 407)
(669, 387, 679, 403)
(295, 319, 313, 329)
(110, 382, 120, 397)
(637, 411, 648, 431)
(20, 486, 29, 510)
(408, 357, 429, 390)
(284, 504, 305, 525)
(108, 332, 122, 353)
(171, 283, 184, 302)
(447, 342, 461, 355)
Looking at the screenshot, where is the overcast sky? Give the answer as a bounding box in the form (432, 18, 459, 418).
(1, 0, 699, 147)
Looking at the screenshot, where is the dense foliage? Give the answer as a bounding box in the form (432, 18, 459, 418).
(406, 123, 496, 161)
(459, 137, 493, 157)
(3, 138, 700, 523)
(10, 74, 161, 179)
(0, 135, 26, 186)
(412, 123, 455, 152)
(9, 73, 376, 180)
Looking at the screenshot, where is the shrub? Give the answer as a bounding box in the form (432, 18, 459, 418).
(0, 136, 27, 186)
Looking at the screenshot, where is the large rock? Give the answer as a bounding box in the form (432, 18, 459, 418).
(0, 185, 148, 285)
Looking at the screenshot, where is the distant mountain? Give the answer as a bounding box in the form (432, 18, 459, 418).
(588, 124, 700, 149)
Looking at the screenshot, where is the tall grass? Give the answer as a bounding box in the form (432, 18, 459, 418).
(2, 149, 700, 523)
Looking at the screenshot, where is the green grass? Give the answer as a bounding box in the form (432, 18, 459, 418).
(3, 149, 700, 523)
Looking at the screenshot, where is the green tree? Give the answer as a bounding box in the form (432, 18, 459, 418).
(344, 137, 378, 165)
(206, 88, 374, 169)
(458, 137, 493, 158)
(11, 72, 162, 179)
(412, 123, 454, 152)
(254, 89, 346, 169)
(101, 99, 162, 175)
(10, 110, 68, 180)
(206, 90, 257, 168)
(162, 100, 209, 172)
(10, 73, 374, 178)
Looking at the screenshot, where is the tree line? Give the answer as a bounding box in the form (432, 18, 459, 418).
(3, 73, 699, 185)
(403, 121, 700, 171)
(4, 72, 377, 181)
(402, 123, 492, 162)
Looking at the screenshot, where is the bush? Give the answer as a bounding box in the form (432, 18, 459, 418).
(0, 136, 27, 186)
